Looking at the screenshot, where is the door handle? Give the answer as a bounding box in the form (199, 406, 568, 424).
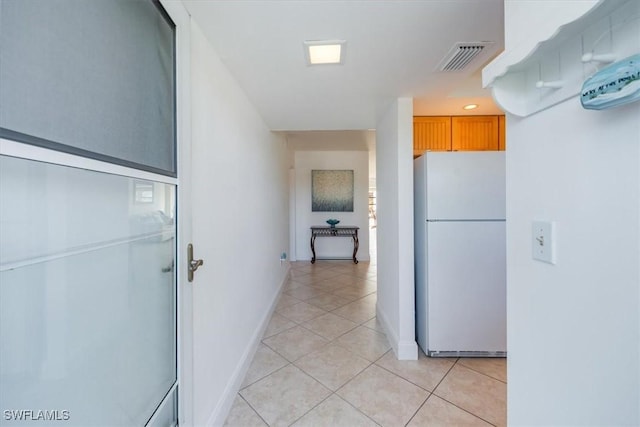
(187, 243, 204, 282)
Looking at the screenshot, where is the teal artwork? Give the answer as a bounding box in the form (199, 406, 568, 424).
(312, 170, 354, 212)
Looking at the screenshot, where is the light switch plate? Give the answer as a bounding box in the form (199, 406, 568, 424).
(532, 221, 556, 264)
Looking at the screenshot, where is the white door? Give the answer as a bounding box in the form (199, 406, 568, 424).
(425, 151, 506, 220)
(157, 2, 194, 425)
(160, 3, 231, 425)
(1, 1, 180, 425)
(0, 151, 179, 426)
(427, 221, 507, 354)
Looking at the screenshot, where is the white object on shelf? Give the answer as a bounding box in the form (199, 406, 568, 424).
(580, 54, 640, 110)
(581, 52, 616, 63)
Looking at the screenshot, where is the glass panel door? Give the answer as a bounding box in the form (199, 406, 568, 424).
(0, 155, 176, 426)
(0, 0, 176, 176)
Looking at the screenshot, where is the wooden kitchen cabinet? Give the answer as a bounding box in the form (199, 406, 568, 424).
(413, 116, 452, 156)
(414, 115, 505, 156)
(451, 116, 500, 151)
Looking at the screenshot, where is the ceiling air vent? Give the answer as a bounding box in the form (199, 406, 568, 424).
(437, 42, 493, 72)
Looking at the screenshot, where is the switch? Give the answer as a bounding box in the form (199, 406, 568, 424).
(532, 221, 556, 264)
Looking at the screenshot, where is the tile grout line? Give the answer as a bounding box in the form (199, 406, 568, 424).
(261, 322, 298, 340)
(425, 392, 498, 427)
(342, 349, 429, 427)
(372, 361, 445, 394)
(428, 358, 500, 427)
(277, 364, 334, 426)
(237, 393, 271, 427)
(296, 318, 361, 342)
(456, 360, 508, 384)
(239, 262, 479, 427)
(284, 353, 382, 427)
(329, 356, 383, 427)
(262, 284, 389, 424)
(403, 392, 433, 426)
(238, 346, 293, 391)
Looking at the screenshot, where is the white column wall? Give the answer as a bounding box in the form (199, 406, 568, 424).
(375, 98, 418, 360)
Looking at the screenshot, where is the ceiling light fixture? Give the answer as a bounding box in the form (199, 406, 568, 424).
(463, 104, 479, 110)
(304, 40, 346, 65)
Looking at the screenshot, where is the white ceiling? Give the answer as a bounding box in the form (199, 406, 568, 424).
(284, 130, 374, 151)
(183, 0, 505, 132)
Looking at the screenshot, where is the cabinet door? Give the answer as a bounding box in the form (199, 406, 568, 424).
(498, 115, 506, 151)
(414, 117, 452, 156)
(452, 116, 499, 151)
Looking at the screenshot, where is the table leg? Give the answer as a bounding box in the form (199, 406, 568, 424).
(310, 234, 317, 264)
(352, 233, 359, 264)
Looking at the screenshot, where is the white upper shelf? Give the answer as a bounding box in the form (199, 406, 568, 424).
(483, 0, 640, 117)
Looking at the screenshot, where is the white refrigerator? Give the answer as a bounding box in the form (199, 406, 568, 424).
(414, 151, 506, 357)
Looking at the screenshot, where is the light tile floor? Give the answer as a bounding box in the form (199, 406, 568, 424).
(224, 260, 506, 427)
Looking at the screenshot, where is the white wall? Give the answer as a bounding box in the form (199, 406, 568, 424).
(506, 100, 640, 426)
(506, 98, 640, 427)
(189, 20, 291, 426)
(497, 1, 640, 425)
(375, 98, 418, 360)
(367, 131, 377, 188)
(293, 151, 369, 261)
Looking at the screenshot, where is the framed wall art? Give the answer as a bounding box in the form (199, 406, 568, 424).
(311, 170, 354, 212)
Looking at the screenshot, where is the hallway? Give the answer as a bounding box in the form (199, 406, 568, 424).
(224, 260, 506, 426)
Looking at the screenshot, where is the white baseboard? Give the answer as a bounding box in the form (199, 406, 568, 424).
(396, 339, 418, 360)
(376, 306, 418, 361)
(206, 267, 291, 426)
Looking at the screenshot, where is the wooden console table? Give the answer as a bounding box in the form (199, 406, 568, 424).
(310, 226, 359, 264)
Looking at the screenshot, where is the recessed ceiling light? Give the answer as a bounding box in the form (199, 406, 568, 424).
(463, 104, 479, 110)
(304, 40, 346, 65)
